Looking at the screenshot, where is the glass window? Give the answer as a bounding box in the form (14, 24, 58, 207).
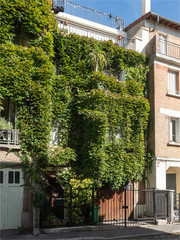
(0, 171, 3, 184)
(15, 171, 20, 184)
(170, 118, 180, 143)
(8, 171, 14, 183)
(168, 71, 177, 95)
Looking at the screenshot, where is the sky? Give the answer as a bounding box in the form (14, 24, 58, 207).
(70, 0, 180, 27)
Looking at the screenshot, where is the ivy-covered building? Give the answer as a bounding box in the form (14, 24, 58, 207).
(0, 0, 150, 230)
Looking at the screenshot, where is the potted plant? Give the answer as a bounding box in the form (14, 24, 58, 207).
(0, 117, 13, 140)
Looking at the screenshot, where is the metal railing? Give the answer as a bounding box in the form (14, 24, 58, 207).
(158, 39, 180, 60)
(0, 129, 20, 145)
(53, 0, 124, 30)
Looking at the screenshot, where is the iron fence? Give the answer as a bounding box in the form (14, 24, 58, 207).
(52, 0, 124, 30)
(40, 187, 171, 228)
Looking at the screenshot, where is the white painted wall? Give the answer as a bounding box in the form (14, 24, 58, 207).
(56, 12, 123, 44)
(126, 27, 149, 53)
(156, 159, 180, 190)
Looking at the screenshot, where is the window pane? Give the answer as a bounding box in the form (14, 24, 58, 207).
(0, 171, 3, 184)
(172, 120, 176, 142)
(15, 171, 20, 184)
(8, 171, 14, 183)
(168, 71, 177, 94)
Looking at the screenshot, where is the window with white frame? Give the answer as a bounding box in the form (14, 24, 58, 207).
(170, 117, 180, 144)
(168, 71, 178, 95)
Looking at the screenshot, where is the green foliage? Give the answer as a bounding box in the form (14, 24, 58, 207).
(0, 0, 56, 57)
(0, 0, 150, 206)
(0, 42, 54, 194)
(0, 117, 13, 130)
(64, 178, 94, 224)
(51, 33, 150, 188)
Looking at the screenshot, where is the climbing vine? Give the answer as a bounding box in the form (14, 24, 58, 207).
(0, 0, 150, 203)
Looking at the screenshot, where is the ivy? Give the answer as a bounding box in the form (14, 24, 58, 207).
(0, 0, 150, 206)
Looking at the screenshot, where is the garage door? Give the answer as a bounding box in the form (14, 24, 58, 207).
(0, 168, 23, 230)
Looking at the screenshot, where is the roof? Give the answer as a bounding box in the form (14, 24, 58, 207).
(125, 11, 180, 31)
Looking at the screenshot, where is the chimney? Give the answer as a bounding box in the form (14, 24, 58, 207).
(142, 0, 151, 15)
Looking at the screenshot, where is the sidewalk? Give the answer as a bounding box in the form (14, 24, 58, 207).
(1, 223, 180, 240)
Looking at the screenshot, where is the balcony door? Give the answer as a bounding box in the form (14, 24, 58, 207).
(1, 97, 17, 129)
(159, 34, 167, 55)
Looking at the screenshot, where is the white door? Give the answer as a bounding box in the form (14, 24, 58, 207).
(159, 34, 167, 55)
(0, 168, 23, 230)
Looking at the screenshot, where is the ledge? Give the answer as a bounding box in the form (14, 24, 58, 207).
(0, 144, 20, 149)
(166, 93, 180, 99)
(156, 53, 180, 66)
(167, 142, 180, 147)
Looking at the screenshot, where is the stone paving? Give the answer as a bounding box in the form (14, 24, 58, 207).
(1, 223, 180, 240)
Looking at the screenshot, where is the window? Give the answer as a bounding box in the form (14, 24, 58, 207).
(170, 118, 180, 144)
(159, 34, 167, 55)
(168, 71, 178, 95)
(0, 171, 3, 184)
(8, 171, 20, 184)
(103, 70, 126, 82)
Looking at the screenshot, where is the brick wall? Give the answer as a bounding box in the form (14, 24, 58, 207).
(154, 63, 180, 158)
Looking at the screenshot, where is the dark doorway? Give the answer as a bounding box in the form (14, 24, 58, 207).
(166, 173, 176, 192)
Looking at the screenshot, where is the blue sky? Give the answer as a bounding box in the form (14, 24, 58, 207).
(70, 0, 180, 27)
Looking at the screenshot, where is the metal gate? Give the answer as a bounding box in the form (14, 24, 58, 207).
(174, 193, 180, 222)
(155, 190, 168, 220)
(41, 187, 169, 228)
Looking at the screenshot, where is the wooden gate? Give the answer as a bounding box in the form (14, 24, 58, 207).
(96, 188, 134, 224)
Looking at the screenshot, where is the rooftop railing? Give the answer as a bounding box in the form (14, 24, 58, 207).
(53, 0, 124, 30)
(158, 38, 180, 60)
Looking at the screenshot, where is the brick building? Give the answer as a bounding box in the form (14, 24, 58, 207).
(125, 0, 180, 194)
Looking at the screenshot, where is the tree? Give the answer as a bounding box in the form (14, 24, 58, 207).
(87, 43, 107, 72)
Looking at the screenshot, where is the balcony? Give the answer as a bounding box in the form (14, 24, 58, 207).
(52, 0, 124, 30)
(146, 35, 180, 65)
(0, 129, 20, 148)
(157, 39, 180, 60)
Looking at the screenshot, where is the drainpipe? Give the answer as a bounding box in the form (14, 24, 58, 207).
(149, 14, 159, 32)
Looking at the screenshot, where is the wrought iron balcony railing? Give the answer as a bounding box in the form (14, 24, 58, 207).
(52, 0, 124, 30)
(0, 129, 20, 145)
(158, 39, 180, 60)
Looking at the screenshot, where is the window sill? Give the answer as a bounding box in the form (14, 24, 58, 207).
(166, 92, 180, 99)
(168, 142, 180, 147)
